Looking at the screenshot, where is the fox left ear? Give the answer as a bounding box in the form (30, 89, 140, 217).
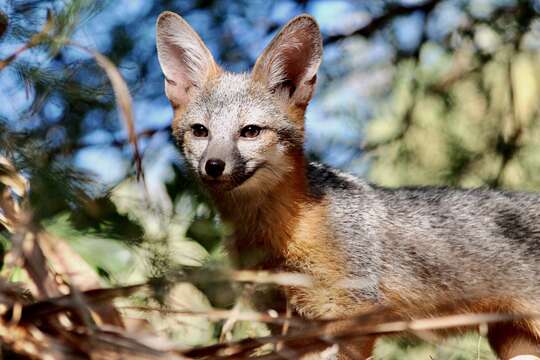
(156, 11, 219, 109)
(252, 15, 322, 109)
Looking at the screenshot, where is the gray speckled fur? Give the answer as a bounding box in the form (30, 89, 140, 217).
(308, 162, 540, 305)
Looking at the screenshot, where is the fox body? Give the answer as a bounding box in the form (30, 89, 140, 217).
(156, 12, 540, 359)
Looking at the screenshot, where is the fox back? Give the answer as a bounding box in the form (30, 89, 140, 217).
(156, 12, 540, 359)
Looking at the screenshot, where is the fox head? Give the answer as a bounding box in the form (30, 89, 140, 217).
(156, 12, 322, 194)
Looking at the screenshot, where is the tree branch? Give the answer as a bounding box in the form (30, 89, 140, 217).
(324, 0, 441, 45)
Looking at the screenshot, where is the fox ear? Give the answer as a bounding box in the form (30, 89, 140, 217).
(156, 11, 219, 108)
(252, 15, 322, 108)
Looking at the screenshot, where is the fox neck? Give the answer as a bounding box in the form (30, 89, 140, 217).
(211, 152, 309, 268)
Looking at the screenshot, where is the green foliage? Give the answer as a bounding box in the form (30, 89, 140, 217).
(367, 29, 540, 191)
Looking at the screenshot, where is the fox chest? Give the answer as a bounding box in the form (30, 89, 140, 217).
(285, 246, 378, 318)
(283, 204, 376, 318)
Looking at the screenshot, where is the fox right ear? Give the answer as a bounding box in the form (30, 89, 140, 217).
(252, 15, 322, 109)
(156, 11, 219, 109)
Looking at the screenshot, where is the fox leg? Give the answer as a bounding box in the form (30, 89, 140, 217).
(487, 321, 540, 360)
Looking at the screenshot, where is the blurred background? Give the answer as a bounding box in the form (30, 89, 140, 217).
(2, 0, 540, 358)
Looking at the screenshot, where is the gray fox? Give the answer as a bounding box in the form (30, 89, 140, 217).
(156, 11, 540, 359)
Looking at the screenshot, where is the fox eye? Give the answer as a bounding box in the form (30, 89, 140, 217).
(191, 124, 208, 138)
(240, 125, 261, 138)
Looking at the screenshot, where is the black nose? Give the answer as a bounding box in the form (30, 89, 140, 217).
(205, 158, 225, 178)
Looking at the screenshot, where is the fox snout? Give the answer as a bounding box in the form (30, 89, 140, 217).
(196, 137, 239, 185)
(205, 158, 225, 178)
(198, 155, 251, 192)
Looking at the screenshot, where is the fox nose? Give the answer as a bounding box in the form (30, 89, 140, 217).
(205, 158, 225, 178)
